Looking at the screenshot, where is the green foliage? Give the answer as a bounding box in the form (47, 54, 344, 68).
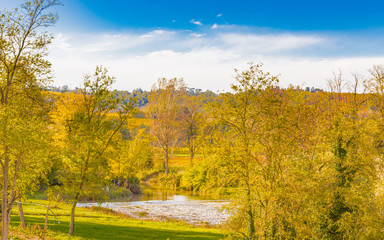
(0, 0, 62, 238)
(158, 167, 184, 190)
(147, 78, 187, 174)
(109, 128, 154, 181)
(9, 62, 384, 239)
(180, 154, 238, 194)
(191, 64, 384, 240)
(52, 66, 137, 235)
(105, 186, 132, 200)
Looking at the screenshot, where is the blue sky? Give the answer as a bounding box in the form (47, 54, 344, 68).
(57, 0, 384, 31)
(2, 0, 384, 91)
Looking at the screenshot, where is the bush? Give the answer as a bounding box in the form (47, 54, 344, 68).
(105, 186, 132, 200)
(180, 155, 238, 195)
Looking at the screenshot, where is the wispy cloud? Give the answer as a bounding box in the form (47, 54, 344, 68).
(52, 30, 325, 57)
(47, 28, 384, 91)
(219, 33, 325, 54)
(190, 19, 203, 26)
(52, 33, 72, 50)
(217, 13, 222, 17)
(211, 23, 232, 30)
(190, 33, 206, 38)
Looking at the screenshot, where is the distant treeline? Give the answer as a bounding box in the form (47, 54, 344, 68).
(47, 85, 323, 107)
(47, 86, 218, 107)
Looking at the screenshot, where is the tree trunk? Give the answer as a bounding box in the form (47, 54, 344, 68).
(1, 151, 9, 240)
(247, 208, 255, 240)
(165, 146, 169, 175)
(247, 188, 255, 240)
(44, 203, 50, 231)
(190, 149, 194, 167)
(18, 202, 26, 228)
(69, 201, 77, 236)
(124, 178, 129, 189)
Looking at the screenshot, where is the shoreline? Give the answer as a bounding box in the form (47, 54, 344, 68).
(78, 199, 230, 226)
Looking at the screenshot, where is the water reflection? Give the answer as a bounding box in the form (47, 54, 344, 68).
(78, 185, 228, 214)
(127, 184, 221, 202)
(76, 184, 230, 225)
(78, 184, 224, 208)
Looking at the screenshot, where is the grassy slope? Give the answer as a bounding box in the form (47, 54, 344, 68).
(10, 200, 225, 240)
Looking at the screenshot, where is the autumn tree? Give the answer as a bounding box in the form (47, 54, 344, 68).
(180, 94, 210, 166)
(52, 66, 136, 236)
(213, 64, 330, 239)
(0, 0, 61, 238)
(306, 71, 384, 239)
(214, 63, 282, 239)
(109, 128, 154, 191)
(147, 78, 186, 174)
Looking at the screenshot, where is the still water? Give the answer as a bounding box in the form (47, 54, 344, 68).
(128, 183, 223, 203)
(79, 183, 225, 206)
(77, 184, 230, 225)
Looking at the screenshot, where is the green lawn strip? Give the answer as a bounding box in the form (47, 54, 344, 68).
(10, 200, 226, 240)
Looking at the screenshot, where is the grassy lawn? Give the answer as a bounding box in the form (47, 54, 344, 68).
(9, 200, 226, 240)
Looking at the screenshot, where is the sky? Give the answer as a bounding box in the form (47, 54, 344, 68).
(2, 0, 384, 92)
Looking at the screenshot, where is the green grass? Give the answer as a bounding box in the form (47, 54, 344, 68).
(9, 200, 226, 240)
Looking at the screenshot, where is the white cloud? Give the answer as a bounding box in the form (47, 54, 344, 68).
(211, 23, 232, 30)
(152, 30, 168, 35)
(217, 13, 222, 17)
(262, 57, 384, 90)
(191, 33, 206, 38)
(190, 19, 203, 26)
(47, 29, 384, 92)
(53, 33, 72, 50)
(219, 33, 325, 53)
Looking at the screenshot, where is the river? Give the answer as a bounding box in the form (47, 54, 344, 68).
(77, 185, 230, 225)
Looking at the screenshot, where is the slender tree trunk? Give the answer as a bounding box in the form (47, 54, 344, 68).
(247, 187, 255, 240)
(44, 203, 50, 231)
(5, 155, 21, 228)
(1, 149, 9, 240)
(165, 146, 169, 175)
(18, 202, 26, 229)
(69, 199, 78, 236)
(190, 149, 194, 167)
(124, 178, 129, 189)
(244, 145, 255, 240)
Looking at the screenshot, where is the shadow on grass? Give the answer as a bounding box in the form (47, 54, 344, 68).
(11, 215, 224, 240)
